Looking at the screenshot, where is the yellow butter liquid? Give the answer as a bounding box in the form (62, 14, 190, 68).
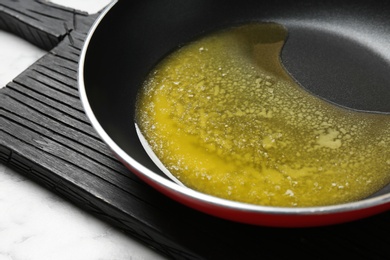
(135, 23, 390, 207)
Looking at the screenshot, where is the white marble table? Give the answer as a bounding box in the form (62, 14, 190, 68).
(0, 1, 166, 259)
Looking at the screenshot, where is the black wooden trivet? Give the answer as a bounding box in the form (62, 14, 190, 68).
(1, 1, 390, 259)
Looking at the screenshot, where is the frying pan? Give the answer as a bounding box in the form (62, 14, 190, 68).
(79, 0, 390, 227)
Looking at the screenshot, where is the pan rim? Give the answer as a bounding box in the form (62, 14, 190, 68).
(78, 0, 390, 218)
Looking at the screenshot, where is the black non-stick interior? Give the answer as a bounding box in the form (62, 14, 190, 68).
(84, 0, 390, 190)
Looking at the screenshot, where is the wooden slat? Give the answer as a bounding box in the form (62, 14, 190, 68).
(1, 0, 72, 49)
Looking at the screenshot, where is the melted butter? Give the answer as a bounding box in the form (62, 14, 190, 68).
(135, 23, 390, 207)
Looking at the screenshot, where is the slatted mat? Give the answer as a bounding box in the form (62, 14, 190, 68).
(2, 1, 390, 259)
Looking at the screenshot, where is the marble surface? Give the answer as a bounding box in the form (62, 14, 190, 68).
(0, 1, 166, 259)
